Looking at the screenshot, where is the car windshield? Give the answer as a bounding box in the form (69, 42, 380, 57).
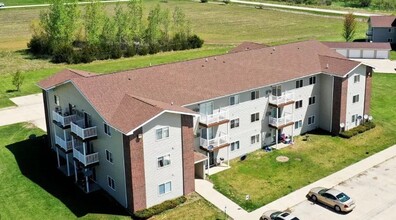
(270, 211, 283, 218)
(291, 218, 300, 220)
(336, 193, 350, 202)
(318, 189, 328, 195)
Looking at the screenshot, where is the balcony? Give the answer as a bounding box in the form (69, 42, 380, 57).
(55, 134, 73, 152)
(269, 91, 294, 107)
(200, 133, 229, 151)
(269, 113, 294, 129)
(199, 108, 229, 127)
(71, 120, 97, 140)
(52, 110, 77, 128)
(73, 148, 99, 166)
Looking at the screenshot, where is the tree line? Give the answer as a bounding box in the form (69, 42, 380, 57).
(260, 0, 396, 8)
(28, 0, 204, 64)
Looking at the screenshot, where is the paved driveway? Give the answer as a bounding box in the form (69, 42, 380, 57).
(352, 59, 396, 73)
(290, 156, 396, 220)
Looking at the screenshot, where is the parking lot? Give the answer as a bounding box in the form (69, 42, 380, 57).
(290, 156, 396, 220)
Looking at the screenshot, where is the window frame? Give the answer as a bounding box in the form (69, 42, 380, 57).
(251, 134, 259, 144)
(54, 95, 60, 106)
(295, 100, 303, 109)
(156, 126, 170, 140)
(352, 94, 360, 103)
(229, 95, 240, 105)
(107, 176, 116, 191)
(230, 118, 240, 129)
(158, 181, 172, 196)
(309, 76, 316, 85)
(157, 154, 171, 168)
(294, 120, 302, 129)
(309, 96, 316, 105)
(105, 149, 113, 164)
(308, 115, 315, 125)
(250, 90, 259, 100)
(354, 75, 360, 83)
(250, 112, 260, 123)
(104, 123, 112, 136)
(296, 79, 303, 88)
(231, 141, 240, 151)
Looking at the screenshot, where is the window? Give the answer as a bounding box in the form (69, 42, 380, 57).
(251, 113, 260, 122)
(294, 120, 302, 129)
(354, 75, 360, 83)
(308, 116, 315, 125)
(231, 141, 240, 151)
(352, 95, 360, 103)
(251, 134, 259, 144)
(158, 154, 171, 168)
(156, 127, 169, 140)
(309, 96, 316, 105)
(352, 114, 359, 123)
(230, 118, 240, 129)
(159, 181, 171, 195)
(295, 100, 303, 109)
(106, 150, 113, 163)
(104, 123, 111, 136)
(251, 90, 259, 100)
(309, 76, 316, 85)
(54, 95, 60, 105)
(296, 79, 303, 88)
(230, 95, 239, 105)
(108, 176, 115, 190)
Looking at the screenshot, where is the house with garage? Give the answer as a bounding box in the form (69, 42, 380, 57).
(38, 40, 373, 214)
(366, 16, 396, 44)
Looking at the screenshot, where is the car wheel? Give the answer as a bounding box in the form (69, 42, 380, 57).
(334, 205, 341, 212)
(311, 195, 317, 202)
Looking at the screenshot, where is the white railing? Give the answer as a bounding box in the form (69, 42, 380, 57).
(52, 111, 77, 127)
(269, 91, 294, 105)
(269, 113, 293, 127)
(200, 108, 229, 125)
(55, 134, 73, 152)
(200, 133, 228, 149)
(71, 120, 97, 139)
(73, 148, 99, 166)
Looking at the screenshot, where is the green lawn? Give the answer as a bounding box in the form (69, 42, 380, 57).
(390, 51, 396, 60)
(210, 73, 396, 211)
(0, 123, 226, 219)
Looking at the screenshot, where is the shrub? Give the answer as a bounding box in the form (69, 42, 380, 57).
(28, 35, 51, 55)
(187, 35, 204, 49)
(133, 196, 187, 219)
(201, 0, 208, 2)
(12, 71, 25, 91)
(339, 130, 354, 138)
(223, 0, 230, 4)
(51, 44, 75, 64)
(339, 121, 376, 138)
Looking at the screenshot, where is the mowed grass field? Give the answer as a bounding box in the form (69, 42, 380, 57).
(210, 73, 396, 211)
(0, 123, 227, 219)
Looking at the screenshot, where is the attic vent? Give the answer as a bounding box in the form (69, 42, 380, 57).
(214, 57, 217, 60)
(223, 60, 226, 63)
(128, 78, 131, 80)
(205, 58, 208, 62)
(202, 65, 204, 67)
(171, 102, 174, 105)
(326, 63, 329, 69)
(273, 47, 276, 51)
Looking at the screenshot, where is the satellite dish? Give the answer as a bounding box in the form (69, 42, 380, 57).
(364, 114, 368, 120)
(368, 116, 373, 121)
(340, 123, 345, 128)
(207, 145, 214, 151)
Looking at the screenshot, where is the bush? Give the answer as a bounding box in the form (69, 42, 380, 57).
(133, 196, 187, 219)
(339, 130, 354, 138)
(339, 121, 376, 138)
(12, 71, 25, 91)
(223, 0, 230, 4)
(27, 35, 51, 55)
(187, 35, 204, 49)
(201, 0, 208, 2)
(51, 44, 76, 64)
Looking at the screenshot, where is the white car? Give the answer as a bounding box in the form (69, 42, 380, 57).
(260, 210, 300, 220)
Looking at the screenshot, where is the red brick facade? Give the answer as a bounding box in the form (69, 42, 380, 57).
(364, 67, 373, 115)
(123, 128, 146, 213)
(331, 76, 348, 135)
(181, 115, 195, 195)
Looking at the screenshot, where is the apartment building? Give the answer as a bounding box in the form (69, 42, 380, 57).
(38, 40, 372, 213)
(366, 16, 396, 43)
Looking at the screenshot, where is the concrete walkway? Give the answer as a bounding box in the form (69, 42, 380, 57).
(230, 0, 380, 17)
(0, 93, 46, 131)
(195, 144, 396, 220)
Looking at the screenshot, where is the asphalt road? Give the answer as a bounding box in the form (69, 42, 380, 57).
(290, 156, 396, 220)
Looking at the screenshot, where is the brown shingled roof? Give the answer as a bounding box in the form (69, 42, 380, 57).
(39, 40, 361, 134)
(369, 16, 396, 27)
(322, 42, 391, 50)
(229, 42, 269, 53)
(194, 151, 207, 163)
(37, 69, 94, 89)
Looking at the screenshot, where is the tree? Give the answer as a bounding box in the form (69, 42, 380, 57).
(84, 0, 105, 46)
(12, 71, 24, 91)
(342, 13, 357, 42)
(127, 0, 144, 42)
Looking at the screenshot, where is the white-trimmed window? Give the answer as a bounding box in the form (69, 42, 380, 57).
(230, 118, 240, 129)
(231, 141, 240, 151)
(230, 95, 240, 105)
(251, 113, 260, 122)
(309, 96, 316, 105)
(106, 149, 113, 163)
(352, 114, 359, 123)
(158, 154, 171, 168)
(295, 100, 303, 109)
(309, 76, 316, 85)
(251, 134, 259, 144)
(294, 120, 302, 129)
(107, 176, 115, 190)
(353, 95, 360, 103)
(296, 79, 303, 88)
(308, 116, 315, 125)
(251, 90, 259, 100)
(156, 127, 169, 140)
(354, 75, 360, 83)
(54, 95, 60, 105)
(104, 123, 111, 136)
(159, 181, 172, 195)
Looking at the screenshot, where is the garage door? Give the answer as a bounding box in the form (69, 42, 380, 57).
(349, 49, 362, 58)
(376, 50, 389, 59)
(336, 49, 348, 57)
(362, 50, 375, 58)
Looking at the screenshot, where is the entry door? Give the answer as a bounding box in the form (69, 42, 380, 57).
(84, 112, 91, 127)
(200, 102, 213, 115)
(209, 151, 216, 167)
(271, 85, 282, 96)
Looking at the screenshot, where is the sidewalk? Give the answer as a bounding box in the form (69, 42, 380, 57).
(0, 93, 46, 131)
(195, 144, 396, 220)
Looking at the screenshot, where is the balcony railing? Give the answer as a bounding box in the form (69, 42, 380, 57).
(269, 113, 293, 128)
(73, 148, 99, 166)
(200, 108, 229, 125)
(269, 91, 294, 106)
(200, 133, 228, 150)
(71, 120, 97, 139)
(52, 111, 77, 127)
(55, 134, 73, 152)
